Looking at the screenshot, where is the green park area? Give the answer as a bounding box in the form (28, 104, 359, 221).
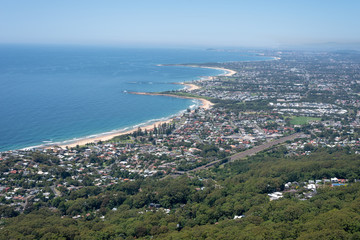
(290, 116, 321, 125)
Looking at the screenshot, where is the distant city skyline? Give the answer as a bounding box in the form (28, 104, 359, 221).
(1, 0, 360, 48)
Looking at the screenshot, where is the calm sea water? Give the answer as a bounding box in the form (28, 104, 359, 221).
(0, 45, 269, 151)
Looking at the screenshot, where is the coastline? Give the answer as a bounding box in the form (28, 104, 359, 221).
(179, 82, 200, 91)
(49, 65, 235, 149)
(184, 65, 237, 77)
(159, 64, 237, 78)
(56, 118, 174, 149)
(129, 91, 214, 109)
(55, 96, 213, 149)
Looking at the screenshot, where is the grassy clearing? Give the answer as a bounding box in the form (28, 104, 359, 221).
(290, 116, 321, 125)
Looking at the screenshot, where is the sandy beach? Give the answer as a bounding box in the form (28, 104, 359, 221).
(194, 66, 237, 77)
(54, 66, 234, 149)
(56, 118, 174, 149)
(56, 93, 213, 149)
(179, 82, 201, 91)
(158, 64, 237, 78)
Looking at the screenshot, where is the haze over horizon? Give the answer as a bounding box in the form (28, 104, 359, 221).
(1, 0, 360, 49)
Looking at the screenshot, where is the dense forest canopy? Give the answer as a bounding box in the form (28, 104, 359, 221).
(2, 148, 360, 239)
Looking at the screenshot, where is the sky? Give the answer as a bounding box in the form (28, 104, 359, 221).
(1, 0, 360, 48)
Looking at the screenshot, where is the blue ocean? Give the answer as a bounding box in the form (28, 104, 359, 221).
(0, 45, 269, 151)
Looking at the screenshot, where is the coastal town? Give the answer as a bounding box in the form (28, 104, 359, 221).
(2, 0, 360, 237)
(1, 50, 360, 238)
